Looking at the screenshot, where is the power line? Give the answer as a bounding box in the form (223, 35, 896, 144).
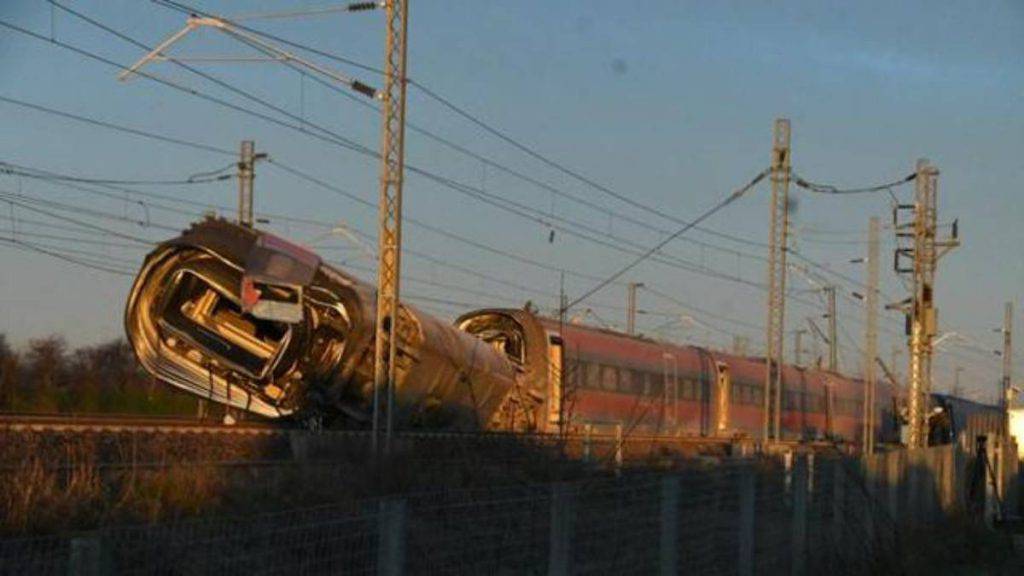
(793, 172, 916, 195)
(564, 169, 768, 312)
(0, 193, 161, 245)
(143, 0, 909, 321)
(0, 236, 135, 276)
(149, 0, 782, 252)
(9, 11, 793, 307)
(0, 161, 236, 187)
(0, 94, 235, 156)
(11, 6, 915, 341)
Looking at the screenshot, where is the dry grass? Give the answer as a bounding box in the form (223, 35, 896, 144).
(0, 430, 603, 535)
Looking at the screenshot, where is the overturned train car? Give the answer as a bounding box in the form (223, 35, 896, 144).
(125, 218, 538, 430)
(126, 218, 897, 445)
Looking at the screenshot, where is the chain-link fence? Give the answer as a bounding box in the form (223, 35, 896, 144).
(2, 452, 921, 576)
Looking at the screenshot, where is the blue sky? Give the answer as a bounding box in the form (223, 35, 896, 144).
(0, 1, 1021, 402)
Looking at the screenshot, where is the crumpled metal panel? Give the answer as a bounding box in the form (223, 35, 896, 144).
(124, 218, 519, 429)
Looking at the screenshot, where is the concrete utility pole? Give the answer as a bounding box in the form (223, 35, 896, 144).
(890, 346, 901, 387)
(1002, 302, 1013, 414)
(236, 140, 266, 227)
(862, 217, 879, 454)
(892, 159, 959, 448)
(626, 282, 643, 336)
(824, 286, 838, 372)
(793, 329, 807, 367)
(763, 118, 791, 443)
(372, 0, 410, 455)
(733, 335, 750, 356)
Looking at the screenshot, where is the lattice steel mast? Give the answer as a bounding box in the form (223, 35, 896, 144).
(893, 159, 958, 448)
(372, 0, 410, 454)
(763, 118, 791, 443)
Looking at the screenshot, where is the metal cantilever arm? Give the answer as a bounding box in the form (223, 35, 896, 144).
(118, 20, 202, 81)
(117, 16, 379, 99)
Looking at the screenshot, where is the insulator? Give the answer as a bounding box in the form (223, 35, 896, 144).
(351, 80, 378, 99)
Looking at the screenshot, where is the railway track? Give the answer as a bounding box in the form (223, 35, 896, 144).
(0, 412, 279, 434)
(0, 412, 842, 455)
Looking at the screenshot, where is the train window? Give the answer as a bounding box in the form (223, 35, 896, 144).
(649, 372, 664, 397)
(632, 370, 647, 395)
(584, 362, 601, 390)
(619, 370, 634, 394)
(600, 365, 618, 391)
(752, 385, 764, 406)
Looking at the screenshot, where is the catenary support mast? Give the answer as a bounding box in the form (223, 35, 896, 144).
(372, 0, 410, 455)
(763, 118, 791, 443)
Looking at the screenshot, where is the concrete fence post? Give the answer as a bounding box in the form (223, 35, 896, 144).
(792, 456, 809, 576)
(807, 453, 816, 495)
(659, 476, 680, 576)
(377, 499, 406, 576)
(860, 456, 877, 547)
(548, 483, 576, 576)
(886, 450, 901, 522)
(583, 424, 592, 463)
(68, 535, 109, 576)
(614, 423, 624, 475)
(831, 458, 845, 551)
(923, 448, 937, 523)
(738, 466, 756, 576)
(940, 444, 954, 513)
(907, 450, 922, 526)
(783, 451, 794, 497)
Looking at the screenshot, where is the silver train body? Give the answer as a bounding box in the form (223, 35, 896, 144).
(125, 218, 547, 429)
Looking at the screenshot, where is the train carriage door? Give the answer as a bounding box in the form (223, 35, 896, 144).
(546, 333, 564, 434)
(715, 362, 731, 435)
(661, 352, 678, 432)
(694, 349, 713, 437)
(823, 377, 835, 439)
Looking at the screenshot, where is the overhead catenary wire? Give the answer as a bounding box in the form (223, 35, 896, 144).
(0, 161, 237, 187)
(13, 5, 919, 360)
(11, 8, 881, 323)
(0, 94, 235, 156)
(225, 2, 381, 22)
(141, 1, 906, 325)
(144, 0, 918, 324)
(792, 172, 916, 195)
(563, 169, 768, 313)
(150, 0, 782, 250)
(0, 236, 135, 276)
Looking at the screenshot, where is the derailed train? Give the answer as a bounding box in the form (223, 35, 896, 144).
(126, 218, 986, 446)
